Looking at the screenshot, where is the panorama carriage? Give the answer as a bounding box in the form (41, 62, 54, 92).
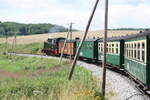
(124, 30, 150, 88)
(98, 37, 125, 69)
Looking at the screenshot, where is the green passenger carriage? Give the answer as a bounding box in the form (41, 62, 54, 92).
(76, 39, 99, 60)
(98, 37, 124, 69)
(124, 31, 150, 87)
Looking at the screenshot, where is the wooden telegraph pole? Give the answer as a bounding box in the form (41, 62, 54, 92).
(59, 22, 74, 63)
(68, 0, 99, 80)
(69, 22, 74, 62)
(12, 32, 17, 54)
(59, 27, 70, 63)
(101, 0, 109, 98)
(5, 30, 8, 54)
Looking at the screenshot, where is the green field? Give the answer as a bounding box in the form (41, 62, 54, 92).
(0, 55, 112, 100)
(0, 43, 42, 54)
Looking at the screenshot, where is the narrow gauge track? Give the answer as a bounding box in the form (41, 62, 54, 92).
(8, 53, 150, 100)
(105, 65, 149, 100)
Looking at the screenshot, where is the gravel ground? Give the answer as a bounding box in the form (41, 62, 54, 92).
(77, 61, 149, 100)
(9, 53, 150, 100)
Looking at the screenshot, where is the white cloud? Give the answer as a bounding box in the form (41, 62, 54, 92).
(109, 4, 150, 28)
(0, 0, 150, 30)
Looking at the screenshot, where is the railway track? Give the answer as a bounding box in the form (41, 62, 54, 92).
(80, 59, 150, 100)
(8, 53, 150, 100)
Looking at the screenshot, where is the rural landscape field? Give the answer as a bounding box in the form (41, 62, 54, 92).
(0, 30, 120, 100)
(0, 55, 104, 100)
(0, 0, 150, 100)
(0, 30, 139, 44)
(0, 29, 138, 100)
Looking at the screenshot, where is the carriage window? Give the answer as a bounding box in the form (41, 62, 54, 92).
(126, 44, 127, 56)
(128, 44, 130, 57)
(106, 44, 108, 53)
(130, 44, 131, 57)
(130, 44, 132, 58)
(142, 43, 145, 49)
(134, 43, 137, 59)
(129, 44, 131, 57)
(142, 42, 145, 62)
(99, 44, 101, 52)
(138, 43, 140, 49)
(137, 43, 140, 60)
(138, 51, 140, 60)
(116, 48, 118, 54)
(99, 43, 101, 46)
(131, 44, 134, 58)
(98, 43, 100, 51)
(100, 44, 102, 52)
(112, 44, 114, 53)
(116, 44, 118, 54)
(109, 44, 111, 53)
(112, 48, 114, 53)
(101, 46, 103, 52)
(99, 44, 101, 51)
(116, 44, 118, 47)
(112, 44, 114, 47)
(124, 44, 126, 56)
(127, 44, 130, 57)
(130, 44, 132, 57)
(142, 51, 145, 62)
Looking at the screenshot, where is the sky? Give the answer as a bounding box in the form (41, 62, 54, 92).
(0, 0, 150, 30)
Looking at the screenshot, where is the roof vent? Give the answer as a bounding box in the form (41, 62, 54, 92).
(75, 37, 80, 40)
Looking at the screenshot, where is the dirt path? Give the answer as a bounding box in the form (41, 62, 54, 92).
(0, 70, 21, 79)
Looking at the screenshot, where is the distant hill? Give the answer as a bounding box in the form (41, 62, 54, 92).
(0, 21, 68, 36)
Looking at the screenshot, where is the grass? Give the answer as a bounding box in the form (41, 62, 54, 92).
(0, 55, 115, 100)
(0, 43, 42, 54)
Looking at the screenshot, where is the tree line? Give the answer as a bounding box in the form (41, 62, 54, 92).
(0, 21, 68, 37)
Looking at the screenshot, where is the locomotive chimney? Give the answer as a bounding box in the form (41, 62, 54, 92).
(75, 37, 80, 40)
(139, 31, 143, 33)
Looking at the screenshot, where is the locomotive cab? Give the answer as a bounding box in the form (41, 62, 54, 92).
(41, 37, 65, 56)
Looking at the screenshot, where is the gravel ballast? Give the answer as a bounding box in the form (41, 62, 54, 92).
(77, 61, 149, 100)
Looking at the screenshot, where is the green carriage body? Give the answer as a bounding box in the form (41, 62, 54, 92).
(98, 38, 124, 69)
(76, 39, 99, 60)
(124, 31, 150, 87)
